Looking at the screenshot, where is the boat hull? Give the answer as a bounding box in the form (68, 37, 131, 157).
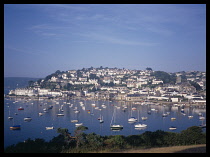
(110, 125, 123, 130)
(46, 127, 54, 130)
(10, 125, 21, 130)
(134, 124, 147, 128)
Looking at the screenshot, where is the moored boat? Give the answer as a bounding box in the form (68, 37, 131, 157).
(75, 123, 83, 127)
(46, 127, 54, 130)
(57, 113, 64, 116)
(39, 112, 44, 116)
(24, 117, 32, 121)
(8, 116, 13, 120)
(10, 125, 21, 130)
(18, 107, 24, 110)
(199, 124, 206, 128)
(110, 124, 123, 130)
(141, 116, 148, 120)
(188, 115, 193, 119)
(128, 117, 138, 122)
(171, 117, 176, 120)
(134, 123, 147, 128)
(169, 126, 177, 130)
(132, 107, 137, 110)
(199, 116, 205, 120)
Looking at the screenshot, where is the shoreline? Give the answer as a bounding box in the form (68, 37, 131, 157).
(5, 95, 206, 108)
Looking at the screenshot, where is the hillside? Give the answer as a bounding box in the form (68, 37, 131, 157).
(106, 144, 206, 153)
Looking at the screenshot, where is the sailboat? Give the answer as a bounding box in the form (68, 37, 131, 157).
(8, 106, 13, 120)
(128, 104, 137, 122)
(57, 107, 64, 116)
(98, 110, 104, 123)
(110, 107, 123, 130)
(134, 110, 147, 128)
(71, 105, 79, 123)
(162, 105, 168, 117)
(10, 118, 21, 130)
(99, 116, 104, 123)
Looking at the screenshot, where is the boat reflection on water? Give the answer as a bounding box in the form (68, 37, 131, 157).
(111, 127, 123, 131)
(134, 127, 147, 131)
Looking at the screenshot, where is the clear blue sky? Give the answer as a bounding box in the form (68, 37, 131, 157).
(4, 4, 206, 78)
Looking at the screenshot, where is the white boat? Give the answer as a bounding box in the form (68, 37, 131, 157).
(110, 108, 123, 130)
(171, 117, 176, 120)
(134, 123, 147, 128)
(75, 123, 83, 127)
(39, 112, 44, 116)
(110, 124, 123, 129)
(169, 126, 177, 130)
(46, 127, 54, 130)
(57, 113, 64, 116)
(128, 104, 137, 122)
(24, 117, 32, 121)
(82, 106, 85, 110)
(141, 117, 148, 120)
(99, 119, 104, 123)
(8, 116, 13, 120)
(199, 116, 205, 120)
(98, 114, 104, 123)
(162, 113, 168, 117)
(135, 110, 147, 128)
(101, 104, 107, 108)
(188, 115, 193, 119)
(75, 110, 80, 114)
(128, 117, 138, 122)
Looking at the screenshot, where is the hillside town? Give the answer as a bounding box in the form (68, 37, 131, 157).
(8, 67, 206, 105)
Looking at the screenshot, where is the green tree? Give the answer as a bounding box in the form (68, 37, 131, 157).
(86, 133, 104, 150)
(146, 67, 153, 71)
(28, 80, 34, 87)
(179, 126, 205, 145)
(74, 126, 88, 148)
(152, 71, 176, 84)
(104, 135, 125, 149)
(189, 81, 202, 91)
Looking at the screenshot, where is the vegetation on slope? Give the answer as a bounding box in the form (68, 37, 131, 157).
(5, 126, 206, 153)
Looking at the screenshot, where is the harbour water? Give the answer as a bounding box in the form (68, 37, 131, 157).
(4, 96, 206, 148)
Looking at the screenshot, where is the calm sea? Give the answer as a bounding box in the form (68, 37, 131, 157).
(4, 78, 206, 148)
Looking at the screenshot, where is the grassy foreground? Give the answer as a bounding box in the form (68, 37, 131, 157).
(101, 144, 206, 153)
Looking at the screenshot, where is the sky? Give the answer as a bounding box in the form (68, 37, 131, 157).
(4, 4, 206, 78)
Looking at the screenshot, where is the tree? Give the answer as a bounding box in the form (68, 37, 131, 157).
(104, 135, 125, 149)
(180, 126, 205, 145)
(152, 71, 176, 84)
(189, 81, 202, 91)
(28, 80, 34, 87)
(86, 133, 104, 150)
(74, 126, 88, 148)
(146, 67, 153, 71)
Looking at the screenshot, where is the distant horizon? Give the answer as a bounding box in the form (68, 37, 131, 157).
(5, 4, 206, 78)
